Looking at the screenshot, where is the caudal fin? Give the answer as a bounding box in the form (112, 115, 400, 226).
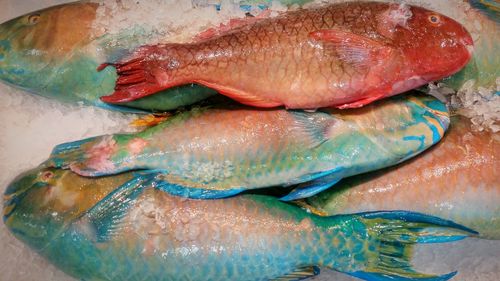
(45, 134, 140, 177)
(99, 45, 183, 104)
(331, 211, 477, 281)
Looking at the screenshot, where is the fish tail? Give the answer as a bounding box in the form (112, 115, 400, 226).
(44, 134, 144, 177)
(321, 211, 477, 281)
(99, 44, 189, 104)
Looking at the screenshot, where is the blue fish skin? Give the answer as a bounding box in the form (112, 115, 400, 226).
(305, 116, 500, 240)
(46, 94, 450, 200)
(3, 167, 475, 281)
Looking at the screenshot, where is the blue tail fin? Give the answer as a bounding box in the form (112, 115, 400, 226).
(328, 211, 477, 281)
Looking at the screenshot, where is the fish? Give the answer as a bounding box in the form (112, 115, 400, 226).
(0, 1, 493, 113)
(305, 117, 500, 239)
(45, 93, 450, 201)
(3, 166, 478, 281)
(0, 1, 220, 112)
(100, 2, 473, 109)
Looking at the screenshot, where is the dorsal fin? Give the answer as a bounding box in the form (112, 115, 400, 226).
(194, 10, 272, 41)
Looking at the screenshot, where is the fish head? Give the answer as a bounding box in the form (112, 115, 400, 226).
(3, 166, 126, 251)
(392, 94, 450, 157)
(389, 5, 473, 82)
(341, 93, 450, 160)
(0, 3, 98, 97)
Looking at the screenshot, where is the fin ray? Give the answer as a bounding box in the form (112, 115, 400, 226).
(330, 211, 477, 281)
(271, 266, 320, 281)
(280, 169, 344, 201)
(309, 29, 393, 70)
(81, 173, 155, 242)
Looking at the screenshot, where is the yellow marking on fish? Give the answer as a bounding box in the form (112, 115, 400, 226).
(293, 200, 329, 216)
(3, 204, 15, 217)
(130, 113, 170, 128)
(3, 193, 15, 201)
(424, 115, 445, 137)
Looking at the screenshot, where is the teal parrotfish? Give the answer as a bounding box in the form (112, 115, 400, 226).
(0, 1, 219, 112)
(305, 116, 500, 240)
(3, 166, 477, 281)
(45, 94, 450, 201)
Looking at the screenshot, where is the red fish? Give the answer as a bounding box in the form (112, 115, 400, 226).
(100, 2, 473, 109)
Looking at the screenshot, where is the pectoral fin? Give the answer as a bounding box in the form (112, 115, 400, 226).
(290, 110, 336, 149)
(280, 169, 345, 201)
(309, 29, 393, 70)
(153, 174, 246, 199)
(81, 173, 156, 242)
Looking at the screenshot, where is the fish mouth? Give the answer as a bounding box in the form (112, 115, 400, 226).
(465, 43, 474, 57)
(3, 172, 44, 222)
(460, 32, 474, 57)
(433, 111, 450, 132)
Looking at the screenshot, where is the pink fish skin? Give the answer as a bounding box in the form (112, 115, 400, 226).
(101, 2, 473, 109)
(307, 117, 500, 239)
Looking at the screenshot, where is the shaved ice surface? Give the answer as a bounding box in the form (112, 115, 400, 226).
(0, 0, 498, 280)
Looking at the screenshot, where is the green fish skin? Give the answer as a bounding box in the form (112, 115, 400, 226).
(45, 94, 450, 201)
(306, 117, 500, 240)
(3, 167, 476, 281)
(0, 2, 216, 112)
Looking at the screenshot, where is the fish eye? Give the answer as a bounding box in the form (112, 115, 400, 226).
(428, 14, 441, 26)
(27, 14, 41, 25)
(40, 171, 54, 181)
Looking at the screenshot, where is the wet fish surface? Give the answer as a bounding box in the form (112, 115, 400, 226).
(46, 94, 450, 201)
(3, 167, 477, 281)
(306, 117, 500, 239)
(101, 2, 473, 109)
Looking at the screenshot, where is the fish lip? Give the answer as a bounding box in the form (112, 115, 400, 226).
(431, 110, 450, 132)
(460, 34, 474, 57)
(465, 44, 474, 57)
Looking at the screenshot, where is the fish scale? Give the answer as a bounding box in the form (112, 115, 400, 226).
(4, 166, 478, 280)
(102, 2, 472, 109)
(307, 116, 500, 239)
(46, 94, 450, 200)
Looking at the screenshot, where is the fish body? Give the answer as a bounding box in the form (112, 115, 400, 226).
(3, 167, 476, 281)
(306, 117, 500, 239)
(47, 94, 449, 200)
(102, 2, 473, 109)
(0, 1, 218, 112)
(0, 1, 494, 111)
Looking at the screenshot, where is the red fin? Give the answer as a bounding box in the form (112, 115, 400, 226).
(335, 93, 386, 109)
(309, 29, 393, 70)
(194, 80, 281, 108)
(99, 45, 185, 104)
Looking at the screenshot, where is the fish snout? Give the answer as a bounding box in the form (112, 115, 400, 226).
(434, 111, 450, 132)
(3, 171, 39, 222)
(0, 39, 10, 65)
(425, 101, 450, 133)
(461, 36, 474, 57)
